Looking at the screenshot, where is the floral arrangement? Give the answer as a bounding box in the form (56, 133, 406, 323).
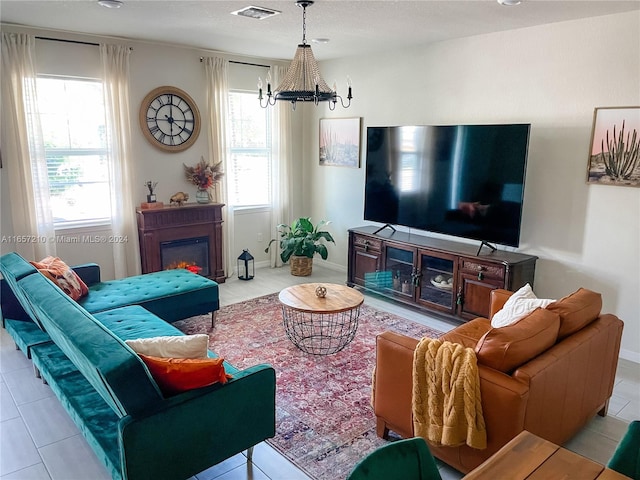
(144, 180, 158, 195)
(184, 156, 224, 191)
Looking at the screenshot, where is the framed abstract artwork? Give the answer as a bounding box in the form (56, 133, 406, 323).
(587, 106, 640, 187)
(319, 117, 361, 168)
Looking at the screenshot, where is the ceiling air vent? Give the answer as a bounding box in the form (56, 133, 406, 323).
(231, 5, 281, 20)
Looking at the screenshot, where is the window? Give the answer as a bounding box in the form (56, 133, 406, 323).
(228, 91, 272, 207)
(36, 76, 111, 227)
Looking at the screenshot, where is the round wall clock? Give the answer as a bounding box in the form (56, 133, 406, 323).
(139, 86, 201, 152)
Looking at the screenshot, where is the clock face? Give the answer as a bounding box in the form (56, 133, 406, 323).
(139, 86, 201, 152)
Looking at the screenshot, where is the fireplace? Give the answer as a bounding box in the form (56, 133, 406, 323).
(161, 236, 210, 277)
(136, 203, 225, 282)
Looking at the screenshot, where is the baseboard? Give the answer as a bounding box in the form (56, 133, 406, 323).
(253, 260, 346, 273)
(619, 348, 640, 364)
(254, 260, 271, 269)
(316, 260, 346, 273)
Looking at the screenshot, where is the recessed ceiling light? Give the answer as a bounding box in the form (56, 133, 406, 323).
(312, 38, 330, 44)
(98, 0, 123, 8)
(497, 0, 522, 5)
(231, 6, 281, 20)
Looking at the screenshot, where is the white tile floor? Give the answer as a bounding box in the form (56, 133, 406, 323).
(1, 265, 638, 480)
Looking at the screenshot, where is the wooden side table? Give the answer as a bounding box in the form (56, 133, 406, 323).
(278, 283, 364, 355)
(463, 430, 629, 480)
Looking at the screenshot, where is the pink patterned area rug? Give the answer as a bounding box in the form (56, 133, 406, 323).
(174, 293, 443, 480)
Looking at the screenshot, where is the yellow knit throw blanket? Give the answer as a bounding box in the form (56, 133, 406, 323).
(412, 338, 487, 449)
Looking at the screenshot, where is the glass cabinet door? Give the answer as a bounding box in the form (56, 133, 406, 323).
(417, 251, 455, 312)
(384, 245, 416, 299)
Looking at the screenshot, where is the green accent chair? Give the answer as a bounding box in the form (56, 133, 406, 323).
(608, 420, 640, 479)
(347, 437, 442, 480)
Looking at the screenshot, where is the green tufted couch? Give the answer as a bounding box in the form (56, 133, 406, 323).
(0, 252, 276, 480)
(1, 252, 221, 357)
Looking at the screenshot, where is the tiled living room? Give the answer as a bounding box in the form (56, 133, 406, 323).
(1, 1, 639, 479)
(1, 265, 639, 479)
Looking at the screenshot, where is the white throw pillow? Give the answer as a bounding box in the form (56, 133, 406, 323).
(491, 284, 555, 328)
(125, 334, 209, 359)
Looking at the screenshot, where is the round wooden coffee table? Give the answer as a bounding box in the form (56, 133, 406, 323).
(278, 283, 364, 355)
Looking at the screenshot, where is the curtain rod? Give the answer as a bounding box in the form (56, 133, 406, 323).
(200, 57, 269, 68)
(35, 36, 132, 50)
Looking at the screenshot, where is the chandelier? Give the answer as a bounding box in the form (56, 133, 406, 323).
(258, 0, 352, 110)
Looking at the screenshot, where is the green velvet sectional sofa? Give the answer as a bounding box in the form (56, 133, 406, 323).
(2, 251, 222, 357)
(0, 252, 276, 480)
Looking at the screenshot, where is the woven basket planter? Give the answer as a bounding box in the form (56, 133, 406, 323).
(290, 256, 313, 276)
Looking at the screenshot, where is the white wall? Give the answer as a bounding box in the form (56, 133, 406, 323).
(305, 11, 640, 360)
(0, 25, 301, 277)
(2, 12, 638, 359)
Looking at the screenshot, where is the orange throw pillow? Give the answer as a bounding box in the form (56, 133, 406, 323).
(475, 308, 560, 373)
(547, 288, 602, 341)
(138, 354, 232, 396)
(30, 256, 89, 301)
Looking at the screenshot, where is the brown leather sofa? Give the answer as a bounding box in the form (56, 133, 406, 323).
(373, 288, 623, 474)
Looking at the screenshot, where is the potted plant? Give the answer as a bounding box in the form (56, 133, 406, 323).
(265, 217, 335, 276)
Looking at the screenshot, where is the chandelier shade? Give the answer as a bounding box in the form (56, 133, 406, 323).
(275, 44, 333, 102)
(258, 0, 352, 109)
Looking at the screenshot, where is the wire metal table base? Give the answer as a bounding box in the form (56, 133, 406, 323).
(281, 305, 361, 355)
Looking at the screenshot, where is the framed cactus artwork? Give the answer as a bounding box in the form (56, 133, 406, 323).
(319, 117, 361, 168)
(587, 106, 640, 187)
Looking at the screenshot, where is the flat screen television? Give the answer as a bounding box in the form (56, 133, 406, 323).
(364, 124, 530, 248)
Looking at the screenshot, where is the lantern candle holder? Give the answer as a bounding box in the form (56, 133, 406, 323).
(237, 249, 255, 281)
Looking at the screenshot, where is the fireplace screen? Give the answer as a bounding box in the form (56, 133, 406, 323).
(160, 236, 209, 277)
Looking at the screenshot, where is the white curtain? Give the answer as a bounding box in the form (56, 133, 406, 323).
(100, 44, 140, 278)
(1, 32, 56, 260)
(203, 56, 233, 277)
(268, 65, 293, 268)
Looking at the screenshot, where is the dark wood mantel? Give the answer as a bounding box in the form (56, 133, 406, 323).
(136, 203, 225, 283)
